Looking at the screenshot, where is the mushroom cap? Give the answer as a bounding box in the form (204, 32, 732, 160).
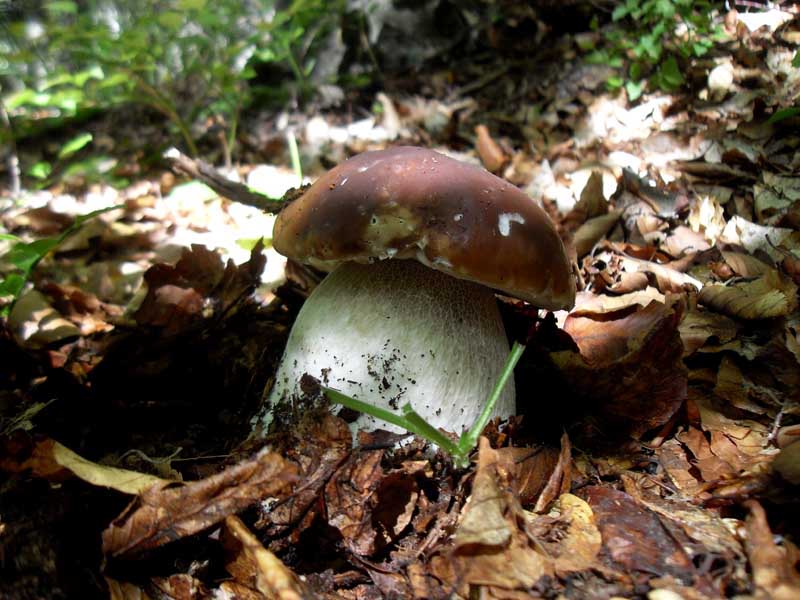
(273, 146, 575, 310)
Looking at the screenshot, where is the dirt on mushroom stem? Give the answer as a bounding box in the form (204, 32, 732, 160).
(255, 258, 516, 437)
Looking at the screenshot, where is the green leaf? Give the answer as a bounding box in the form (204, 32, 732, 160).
(46, 1, 78, 14)
(607, 76, 624, 89)
(0, 273, 26, 298)
(626, 79, 645, 101)
(767, 107, 800, 124)
(57, 133, 93, 159)
(28, 162, 53, 180)
(794, 52, 800, 68)
(658, 55, 684, 89)
(157, 11, 184, 29)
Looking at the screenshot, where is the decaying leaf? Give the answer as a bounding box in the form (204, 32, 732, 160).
(583, 486, 701, 586)
(134, 242, 265, 334)
(552, 299, 687, 437)
(539, 493, 602, 573)
(0, 437, 167, 494)
(221, 515, 313, 600)
(434, 438, 553, 595)
(324, 448, 384, 556)
(699, 268, 798, 319)
(102, 447, 298, 557)
(744, 500, 800, 600)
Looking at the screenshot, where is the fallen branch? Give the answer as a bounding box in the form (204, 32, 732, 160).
(163, 147, 299, 213)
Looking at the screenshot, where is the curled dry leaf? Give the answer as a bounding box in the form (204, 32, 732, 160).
(0, 437, 167, 495)
(8, 290, 81, 349)
(134, 242, 265, 334)
(533, 432, 572, 513)
(699, 268, 798, 319)
(102, 447, 298, 557)
(221, 515, 313, 600)
(573, 211, 622, 258)
(744, 500, 800, 600)
(679, 306, 739, 356)
(553, 299, 686, 438)
(534, 493, 602, 574)
(324, 449, 385, 557)
(436, 438, 552, 594)
(474, 125, 507, 173)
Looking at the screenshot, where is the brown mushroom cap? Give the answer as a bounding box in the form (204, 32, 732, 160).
(273, 146, 575, 310)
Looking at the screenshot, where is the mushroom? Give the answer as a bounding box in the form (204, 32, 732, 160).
(257, 146, 574, 436)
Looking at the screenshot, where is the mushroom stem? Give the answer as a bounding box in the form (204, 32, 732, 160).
(259, 259, 515, 435)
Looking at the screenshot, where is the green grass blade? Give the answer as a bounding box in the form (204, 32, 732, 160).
(458, 341, 526, 453)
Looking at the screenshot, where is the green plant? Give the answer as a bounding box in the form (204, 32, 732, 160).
(1, 0, 343, 164)
(585, 0, 726, 101)
(0, 205, 122, 315)
(325, 341, 527, 469)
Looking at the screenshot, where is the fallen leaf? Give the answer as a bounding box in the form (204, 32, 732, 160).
(434, 438, 553, 595)
(540, 493, 602, 573)
(552, 299, 687, 438)
(8, 290, 81, 348)
(583, 486, 696, 584)
(743, 500, 800, 600)
(699, 269, 798, 319)
(324, 448, 384, 556)
(0, 437, 167, 495)
(475, 125, 507, 173)
(102, 447, 298, 557)
(573, 211, 622, 257)
(222, 515, 313, 600)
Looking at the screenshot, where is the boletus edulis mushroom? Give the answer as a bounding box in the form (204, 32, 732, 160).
(256, 146, 574, 436)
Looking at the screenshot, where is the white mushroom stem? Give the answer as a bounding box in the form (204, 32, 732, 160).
(256, 259, 515, 436)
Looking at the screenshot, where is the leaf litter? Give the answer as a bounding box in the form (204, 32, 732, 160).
(1, 7, 800, 600)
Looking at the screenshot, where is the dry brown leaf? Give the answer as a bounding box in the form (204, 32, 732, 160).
(102, 447, 298, 557)
(657, 439, 704, 495)
(553, 299, 687, 438)
(435, 438, 553, 595)
(679, 307, 739, 356)
(539, 493, 602, 573)
(0, 437, 167, 494)
(106, 576, 153, 600)
(324, 449, 384, 556)
(475, 124, 507, 173)
(134, 242, 265, 334)
(260, 414, 352, 537)
(570, 288, 666, 314)
(454, 438, 511, 548)
(583, 486, 696, 583)
(495, 445, 559, 506)
(720, 251, 774, 277)
(222, 515, 314, 600)
(573, 211, 622, 257)
(744, 500, 800, 600)
(699, 269, 798, 319)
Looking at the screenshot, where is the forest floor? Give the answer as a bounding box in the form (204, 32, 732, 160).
(1, 7, 800, 600)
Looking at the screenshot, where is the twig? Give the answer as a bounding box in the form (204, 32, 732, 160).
(163, 148, 296, 213)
